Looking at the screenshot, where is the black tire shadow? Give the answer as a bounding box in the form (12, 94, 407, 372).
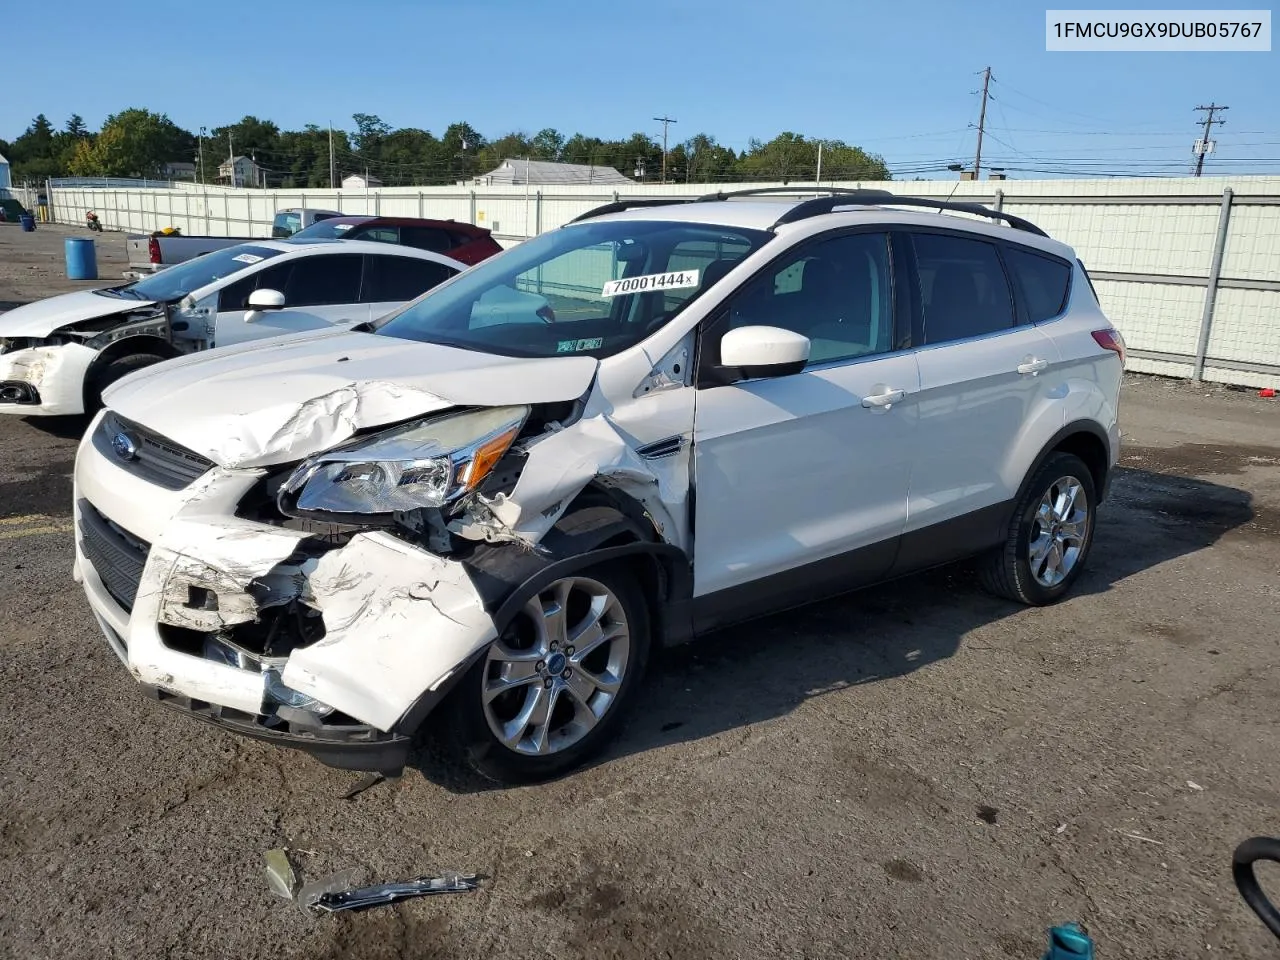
(18, 415, 94, 440)
(409, 465, 1254, 793)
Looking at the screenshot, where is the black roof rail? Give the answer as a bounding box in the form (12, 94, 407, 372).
(566, 197, 697, 224)
(694, 186, 897, 202)
(770, 192, 1049, 237)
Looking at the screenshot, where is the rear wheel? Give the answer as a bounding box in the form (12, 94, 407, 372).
(979, 452, 1097, 606)
(85, 353, 164, 413)
(448, 565, 650, 784)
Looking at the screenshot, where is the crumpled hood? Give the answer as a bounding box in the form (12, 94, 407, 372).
(103, 328, 600, 469)
(0, 289, 153, 338)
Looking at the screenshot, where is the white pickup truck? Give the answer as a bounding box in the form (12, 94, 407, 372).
(124, 208, 342, 277)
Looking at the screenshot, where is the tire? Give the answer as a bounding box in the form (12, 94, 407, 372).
(979, 452, 1097, 606)
(85, 353, 164, 413)
(446, 563, 651, 785)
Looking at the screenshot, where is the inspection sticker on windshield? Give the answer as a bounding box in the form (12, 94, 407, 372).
(557, 337, 604, 353)
(602, 269, 699, 298)
(231, 253, 264, 264)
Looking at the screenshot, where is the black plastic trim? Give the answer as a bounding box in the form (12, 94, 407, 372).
(889, 501, 1012, 578)
(1025, 419, 1115, 505)
(141, 684, 412, 776)
(0, 380, 41, 405)
(771, 193, 1049, 236)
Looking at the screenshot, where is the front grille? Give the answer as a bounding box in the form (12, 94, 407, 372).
(78, 499, 151, 612)
(93, 411, 214, 490)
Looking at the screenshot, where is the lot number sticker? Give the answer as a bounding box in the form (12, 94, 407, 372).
(602, 269, 700, 298)
(232, 253, 264, 264)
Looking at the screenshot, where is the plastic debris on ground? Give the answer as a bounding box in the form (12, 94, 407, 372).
(1043, 922, 1095, 959)
(264, 848, 298, 900)
(307, 872, 480, 913)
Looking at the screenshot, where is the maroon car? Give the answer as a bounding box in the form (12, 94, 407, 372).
(290, 216, 503, 265)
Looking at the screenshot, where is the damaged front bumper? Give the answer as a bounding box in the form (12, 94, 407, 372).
(0, 342, 96, 416)
(73, 413, 499, 776)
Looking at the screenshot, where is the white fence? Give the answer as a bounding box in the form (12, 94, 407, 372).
(45, 175, 1280, 389)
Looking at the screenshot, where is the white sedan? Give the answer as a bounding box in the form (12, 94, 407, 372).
(0, 239, 477, 417)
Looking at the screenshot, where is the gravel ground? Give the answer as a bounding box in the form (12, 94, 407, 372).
(2, 223, 1279, 959)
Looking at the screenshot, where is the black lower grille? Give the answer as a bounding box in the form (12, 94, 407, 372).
(78, 499, 150, 612)
(93, 411, 214, 490)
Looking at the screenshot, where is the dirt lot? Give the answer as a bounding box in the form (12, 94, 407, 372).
(2, 223, 1280, 959)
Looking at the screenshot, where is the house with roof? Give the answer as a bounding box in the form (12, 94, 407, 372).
(217, 155, 264, 188)
(470, 159, 633, 187)
(0, 151, 11, 190)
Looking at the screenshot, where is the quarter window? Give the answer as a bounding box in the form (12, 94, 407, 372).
(1004, 246, 1071, 322)
(911, 233, 1015, 344)
(726, 233, 894, 365)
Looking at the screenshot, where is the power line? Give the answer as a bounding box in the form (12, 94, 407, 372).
(654, 115, 677, 183)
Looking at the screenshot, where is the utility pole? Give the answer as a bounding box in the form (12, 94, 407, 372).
(228, 133, 236, 188)
(1193, 103, 1228, 177)
(329, 125, 336, 189)
(653, 115, 677, 183)
(815, 141, 823, 185)
(974, 66, 991, 180)
(197, 127, 206, 184)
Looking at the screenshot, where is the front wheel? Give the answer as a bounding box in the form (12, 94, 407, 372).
(84, 353, 164, 413)
(447, 565, 650, 785)
(979, 452, 1097, 606)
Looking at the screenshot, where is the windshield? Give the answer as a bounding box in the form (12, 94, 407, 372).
(292, 220, 364, 241)
(372, 219, 772, 358)
(116, 245, 285, 302)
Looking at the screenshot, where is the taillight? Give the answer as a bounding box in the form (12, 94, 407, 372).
(536, 304, 556, 324)
(148, 236, 161, 264)
(1092, 327, 1126, 365)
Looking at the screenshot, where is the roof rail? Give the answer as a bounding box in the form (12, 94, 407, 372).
(566, 197, 696, 224)
(770, 192, 1049, 237)
(694, 186, 897, 202)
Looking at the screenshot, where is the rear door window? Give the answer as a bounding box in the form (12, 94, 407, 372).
(363, 254, 458, 302)
(401, 227, 456, 253)
(910, 233, 1015, 344)
(1004, 246, 1072, 321)
(355, 226, 400, 244)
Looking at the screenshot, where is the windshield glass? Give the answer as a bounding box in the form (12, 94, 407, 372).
(121, 245, 285, 302)
(291, 220, 363, 241)
(373, 219, 772, 358)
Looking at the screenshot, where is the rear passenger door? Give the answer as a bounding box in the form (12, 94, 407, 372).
(212, 252, 368, 347)
(897, 230, 1062, 566)
(362, 252, 459, 320)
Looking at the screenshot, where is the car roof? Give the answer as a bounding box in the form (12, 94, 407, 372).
(253, 238, 467, 267)
(576, 197, 1075, 259)
(306, 215, 486, 233)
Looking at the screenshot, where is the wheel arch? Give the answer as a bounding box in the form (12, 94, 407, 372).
(82, 335, 181, 409)
(1019, 419, 1113, 506)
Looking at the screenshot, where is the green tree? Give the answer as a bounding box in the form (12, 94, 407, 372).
(530, 128, 564, 161)
(65, 114, 89, 137)
(67, 108, 193, 178)
(683, 133, 738, 183)
(737, 132, 889, 183)
(435, 122, 485, 184)
(276, 124, 348, 188)
(9, 115, 61, 180)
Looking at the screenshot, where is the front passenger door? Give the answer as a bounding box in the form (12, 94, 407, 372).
(213, 253, 367, 347)
(691, 231, 920, 628)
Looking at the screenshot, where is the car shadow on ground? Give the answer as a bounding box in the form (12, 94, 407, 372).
(410, 464, 1255, 793)
(21, 414, 93, 441)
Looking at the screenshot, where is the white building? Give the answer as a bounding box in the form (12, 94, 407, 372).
(217, 155, 264, 188)
(472, 159, 633, 187)
(342, 172, 383, 189)
(0, 152, 11, 190)
(163, 162, 196, 181)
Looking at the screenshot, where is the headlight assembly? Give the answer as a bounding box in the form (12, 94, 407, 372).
(279, 405, 529, 517)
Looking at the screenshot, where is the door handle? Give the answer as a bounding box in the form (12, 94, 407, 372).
(1017, 357, 1049, 376)
(861, 388, 906, 409)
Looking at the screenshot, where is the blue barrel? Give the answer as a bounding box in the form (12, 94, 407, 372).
(65, 237, 98, 280)
(19, 214, 35, 232)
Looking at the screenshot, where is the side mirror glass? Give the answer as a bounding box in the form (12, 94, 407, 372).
(715, 325, 810, 382)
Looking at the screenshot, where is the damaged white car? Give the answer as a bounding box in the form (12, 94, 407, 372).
(0, 239, 466, 416)
(73, 188, 1124, 784)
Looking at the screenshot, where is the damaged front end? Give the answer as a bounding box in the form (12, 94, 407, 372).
(75, 388, 690, 777)
(0, 307, 174, 415)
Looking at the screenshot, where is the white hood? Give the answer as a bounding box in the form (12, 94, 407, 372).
(0, 289, 154, 338)
(104, 328, 600, 469)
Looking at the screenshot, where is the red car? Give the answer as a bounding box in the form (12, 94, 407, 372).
(289, 216, 503, 265)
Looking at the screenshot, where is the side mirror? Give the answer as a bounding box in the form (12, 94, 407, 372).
(714, 325, 810, 383)
(244, 288, 285, 323)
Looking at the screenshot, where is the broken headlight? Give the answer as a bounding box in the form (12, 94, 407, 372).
(279, 406, 529, 516)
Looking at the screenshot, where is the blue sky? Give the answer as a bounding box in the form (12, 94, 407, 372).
(4, 0, 1277, 176)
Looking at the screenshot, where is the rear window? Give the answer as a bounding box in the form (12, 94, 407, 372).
(911, 233, 1015, 345)
(1005, 246, 1071, 322)
(272, 211, 302, 238)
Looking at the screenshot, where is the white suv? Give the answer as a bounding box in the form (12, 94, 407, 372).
(72, 188, 1124, 784)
